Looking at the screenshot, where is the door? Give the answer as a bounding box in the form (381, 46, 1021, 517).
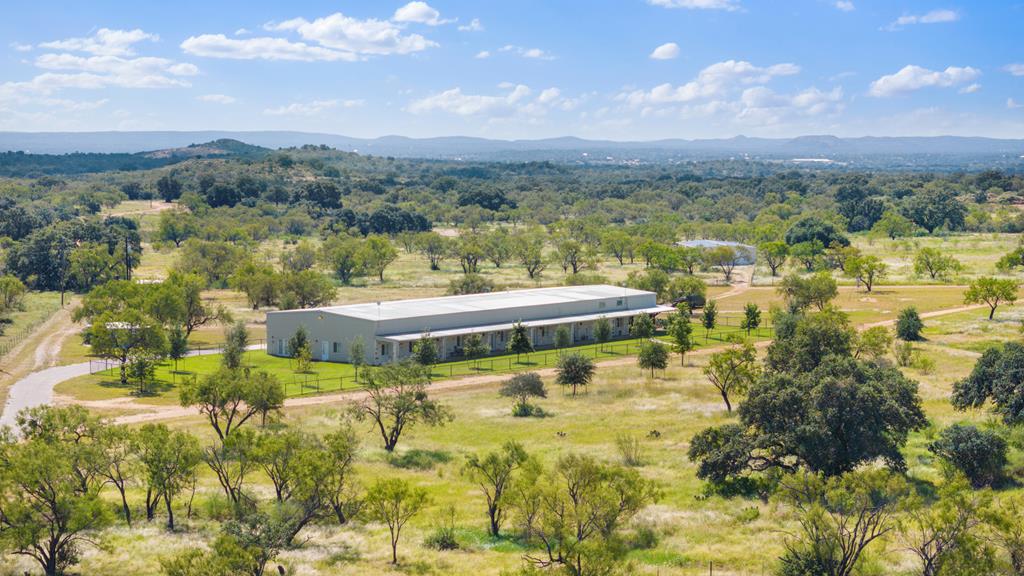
(321, 341, 330, 361)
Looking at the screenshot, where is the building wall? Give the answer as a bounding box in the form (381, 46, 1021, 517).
(266, 290, 658, 366)
(266, 310, 381, 364)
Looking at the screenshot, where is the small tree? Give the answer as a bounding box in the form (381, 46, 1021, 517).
(701, 300, 718, 340)
(294, 341, 312, 374)
(846, 254, 887, 292)
(554, 325, 572, 351)
(740, 302, 761, 335)
(900, 478, 989, 576)
(365, 478, 430, 564)
(352, 362, 453, 452)
(705, 245, 739, 282)
(668, 305, 695, 365)
(180, 368, 284, 441)
(0, 437, 110, 576)
(637, 341, 669, 377)
(854, 326, 893, 360)
(556, 352, 595, 397)
(702, 340, 758, 412)
(594, 316, 612, 351)
(896, 307, 924, 341)
(127, 352, 160, 395)
(89, 310, 167, 387)
(499, 372, 547, 417)
(349, 335, 366, 383)
(412, 333, 439, 370)
(168, 325, 188, 373)
(288, 326, 309, 359)
(463, 333, 489, 368)
(136, 423, 202, 531)
(778, 470, 909, 576)
(964, 276, 1018, 320)
(508, 321, 534, 362)
(928, 424, 1008, 488)
(630, 313, 655, 341)
(221, 320, 249, 369)
(914, 247, 964, 281)
(463, 441, 530, 537)
(759, 241, 789, 277)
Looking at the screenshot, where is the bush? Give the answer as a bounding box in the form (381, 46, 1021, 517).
(910, 351, 935, 374)
(928, 424, 1008, 488)
(447, 274, 496, 295)
(511, 402, 547, 418)
(893, 340, 914, 367)
(616, 434, 644, 467)
(388, 449, 452, 470)
(423, 506, 460, 551)
(896, 307, 924, 341)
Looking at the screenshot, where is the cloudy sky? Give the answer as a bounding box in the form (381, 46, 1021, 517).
(1, 0, 1023, 140)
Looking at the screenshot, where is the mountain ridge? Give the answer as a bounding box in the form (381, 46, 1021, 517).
(2, 131, 1023, 161)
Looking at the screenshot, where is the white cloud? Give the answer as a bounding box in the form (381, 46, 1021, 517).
(10, 43, 32, 52)
(475, 50, 491, 59)
(393, 2, 451, 26)
(264, 99, 363, 116)
(868, 65, 981, 97)
(197, 94, 236, 104)
(1009, 98, 1023, 110)
(182, 34, 358, 61)
(498, 45, 555, 60)
(186, 9, 439, 62)
(834, 1, 855, 12)
(620, 60, 800, 106)
(234, 28, 251, 36)
(0, 27, 197, 109)
(458, 18, 484, 32)
(39, 28, 157, 56)
(649, 42, 680, 60)
(270, 13, 437, 56)
(408, 83, 577, 117)
(884, 9, 959, 31)
(959, 83, 980, 94)
(648, 0, 739, 10)
(1005, 64, 1024, 77)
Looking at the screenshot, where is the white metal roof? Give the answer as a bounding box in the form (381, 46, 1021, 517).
(308, 285, 654, 321)
(377, 305, 676, 342)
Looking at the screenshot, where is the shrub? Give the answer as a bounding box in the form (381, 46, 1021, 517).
(893, 340, 914, 367)
(928, 424, 1008, 488)
(423, 506, 460, 551)
(388, 449, 452, 470)
(616, 434, 644, 467)
(896, 307, 924, 341)
(910, 351, 935, 374)
(447, 274, 496, 295)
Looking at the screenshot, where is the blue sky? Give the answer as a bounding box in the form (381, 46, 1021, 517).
(1, 0, 1023, 140)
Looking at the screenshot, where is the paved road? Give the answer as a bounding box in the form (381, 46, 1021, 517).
(0, 344, 264, 428)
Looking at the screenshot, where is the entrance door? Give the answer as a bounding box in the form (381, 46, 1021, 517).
(321, 341, 330, 361)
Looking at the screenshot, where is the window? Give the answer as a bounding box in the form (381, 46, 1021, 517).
(381, 343, 387, 356)
(332, 342, 338, 353)
(599, 301, 606, 309)
(616, 299, 623, 306)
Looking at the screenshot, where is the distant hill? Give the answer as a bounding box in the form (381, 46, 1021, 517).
(141, 138, 270, 159)
(0, 138, 270, 177)
(1, 131, 1022, 170)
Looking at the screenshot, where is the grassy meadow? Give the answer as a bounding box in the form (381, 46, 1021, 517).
(27, 216, 1024, 575)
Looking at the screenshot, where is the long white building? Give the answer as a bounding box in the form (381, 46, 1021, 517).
(266, 285, 673, 365)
